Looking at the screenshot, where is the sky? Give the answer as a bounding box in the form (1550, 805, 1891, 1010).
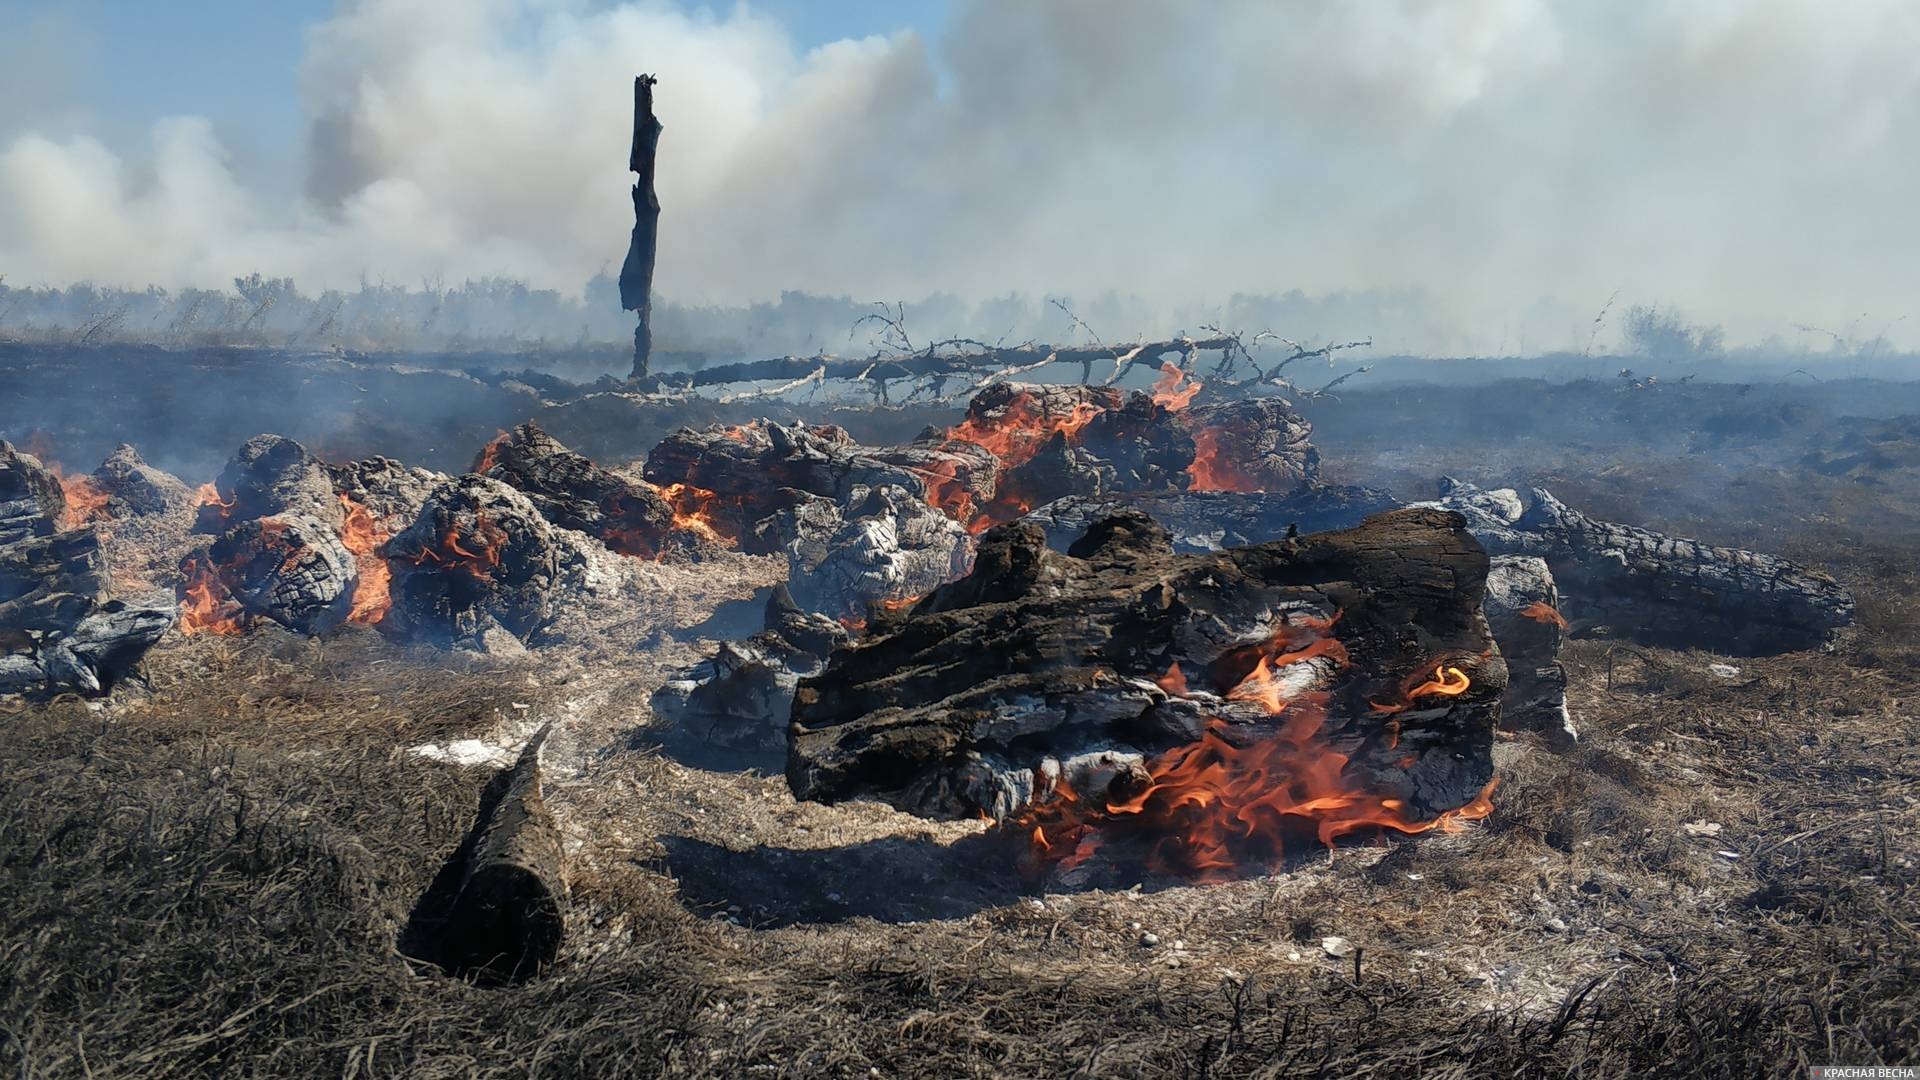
(1, 0, 1916, 355)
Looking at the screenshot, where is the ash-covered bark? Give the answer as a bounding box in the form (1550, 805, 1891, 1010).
(758, 485, 972, 622)
(1422, 478, 1854, 655)
(92, 444, 192, 517)
(327, 455, 450, 533)
(0, 441, 66, 544)
(788, 507, 1504, 822)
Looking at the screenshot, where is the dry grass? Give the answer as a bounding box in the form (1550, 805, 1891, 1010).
(5, 470, 1920, 1076)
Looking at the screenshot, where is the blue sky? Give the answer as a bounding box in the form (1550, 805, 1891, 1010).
(5, 0, 947, 180)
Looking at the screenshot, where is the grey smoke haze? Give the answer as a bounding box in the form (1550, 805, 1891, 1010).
(1, 0, 1917, 355)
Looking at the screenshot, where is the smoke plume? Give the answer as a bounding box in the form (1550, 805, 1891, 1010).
(1, 0, 1916, 353)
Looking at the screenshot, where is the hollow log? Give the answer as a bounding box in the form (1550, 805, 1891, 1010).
(788, 507, 1505, 823)
(441, 725, 567, 982)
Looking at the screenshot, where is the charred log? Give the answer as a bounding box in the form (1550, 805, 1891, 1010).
(788, 507, 1505, 827)
(1484, 555, 1576, 748)
(383, 476, 570, 649)
(1424, 478, 1854, 655)
(476, 423, 679, 558)
(439, 726, 567, 983)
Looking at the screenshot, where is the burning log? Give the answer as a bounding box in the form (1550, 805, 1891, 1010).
(1423, 478, 1854, 655)
(788, 507, 1506, 876)
(652, 585, 852, 754)
(1182, 398, 1319, 492)
(759, 485, 972, 623)
(1, 442, 174, 694)
(382, 476, 570, 649)
(646, 420, 996, 552)
(439, 725, 567, 982)
(475, 423, 682, 558)
(197, 434, 344, 533)
(186, 514, 360, 636)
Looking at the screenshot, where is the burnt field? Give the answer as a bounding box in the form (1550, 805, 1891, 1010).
(2, 345, 1917, 1078)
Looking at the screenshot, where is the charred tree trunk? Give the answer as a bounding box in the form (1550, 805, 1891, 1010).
(440, 726, 567, 983)
(620, 74, 662, 381)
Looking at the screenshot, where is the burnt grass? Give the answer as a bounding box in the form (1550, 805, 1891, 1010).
(6, 401, 1920, 1075)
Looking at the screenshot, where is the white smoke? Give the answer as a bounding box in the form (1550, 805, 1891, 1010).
(1, 0, 1916, 353)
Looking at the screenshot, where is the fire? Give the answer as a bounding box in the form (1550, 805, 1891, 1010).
(1520, 600, 1570, 629)
(1187, 426, 1263, 493)
(57, 472, 112, 529)
(411, 513, 508, 582)
(472, 431, 510, 474)
(194, 482, 236, 526)
(1024, 709, 1498, 881)
(653, 482, 728, 545)
(1021, 615, 1497, 880)
(1370, 662, 1474, 715)
(30, 451, 113, 529)
(337, 495, 393, 625)
(940, 394, 1104, 472)
(878, 594, 921, 613)
(1150, 361, 1203, 412)
(178, 556, 245, 636)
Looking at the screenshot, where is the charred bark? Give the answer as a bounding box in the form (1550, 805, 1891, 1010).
(620, 75, 662, 381)
(439, 726, 567, 983)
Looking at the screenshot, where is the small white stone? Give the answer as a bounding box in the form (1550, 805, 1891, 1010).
(1139, 931, 1160, 947)
(1707, 663, 1741, 679)
(1544, 917, 1568, 933)
(1321, 935, 1355, 958)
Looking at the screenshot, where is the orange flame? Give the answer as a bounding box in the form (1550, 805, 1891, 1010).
(57, 473, 112, 529)
(1187, 426, 1263, 493)
(177, 556, 245, 636)
(654, 482, 727, 544)
(410, 512, 507, 581)
(941, 395, 1105, 472)
(1020, 614, 1497, 880)
(1369, 663, 1473, 715)
(1520, 600, 1570, 629)
(472, 431, 510, 475)
(337, 495, 393, 626)
(879, 594, 921, 613)
(1150, 361, 1203, 411)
